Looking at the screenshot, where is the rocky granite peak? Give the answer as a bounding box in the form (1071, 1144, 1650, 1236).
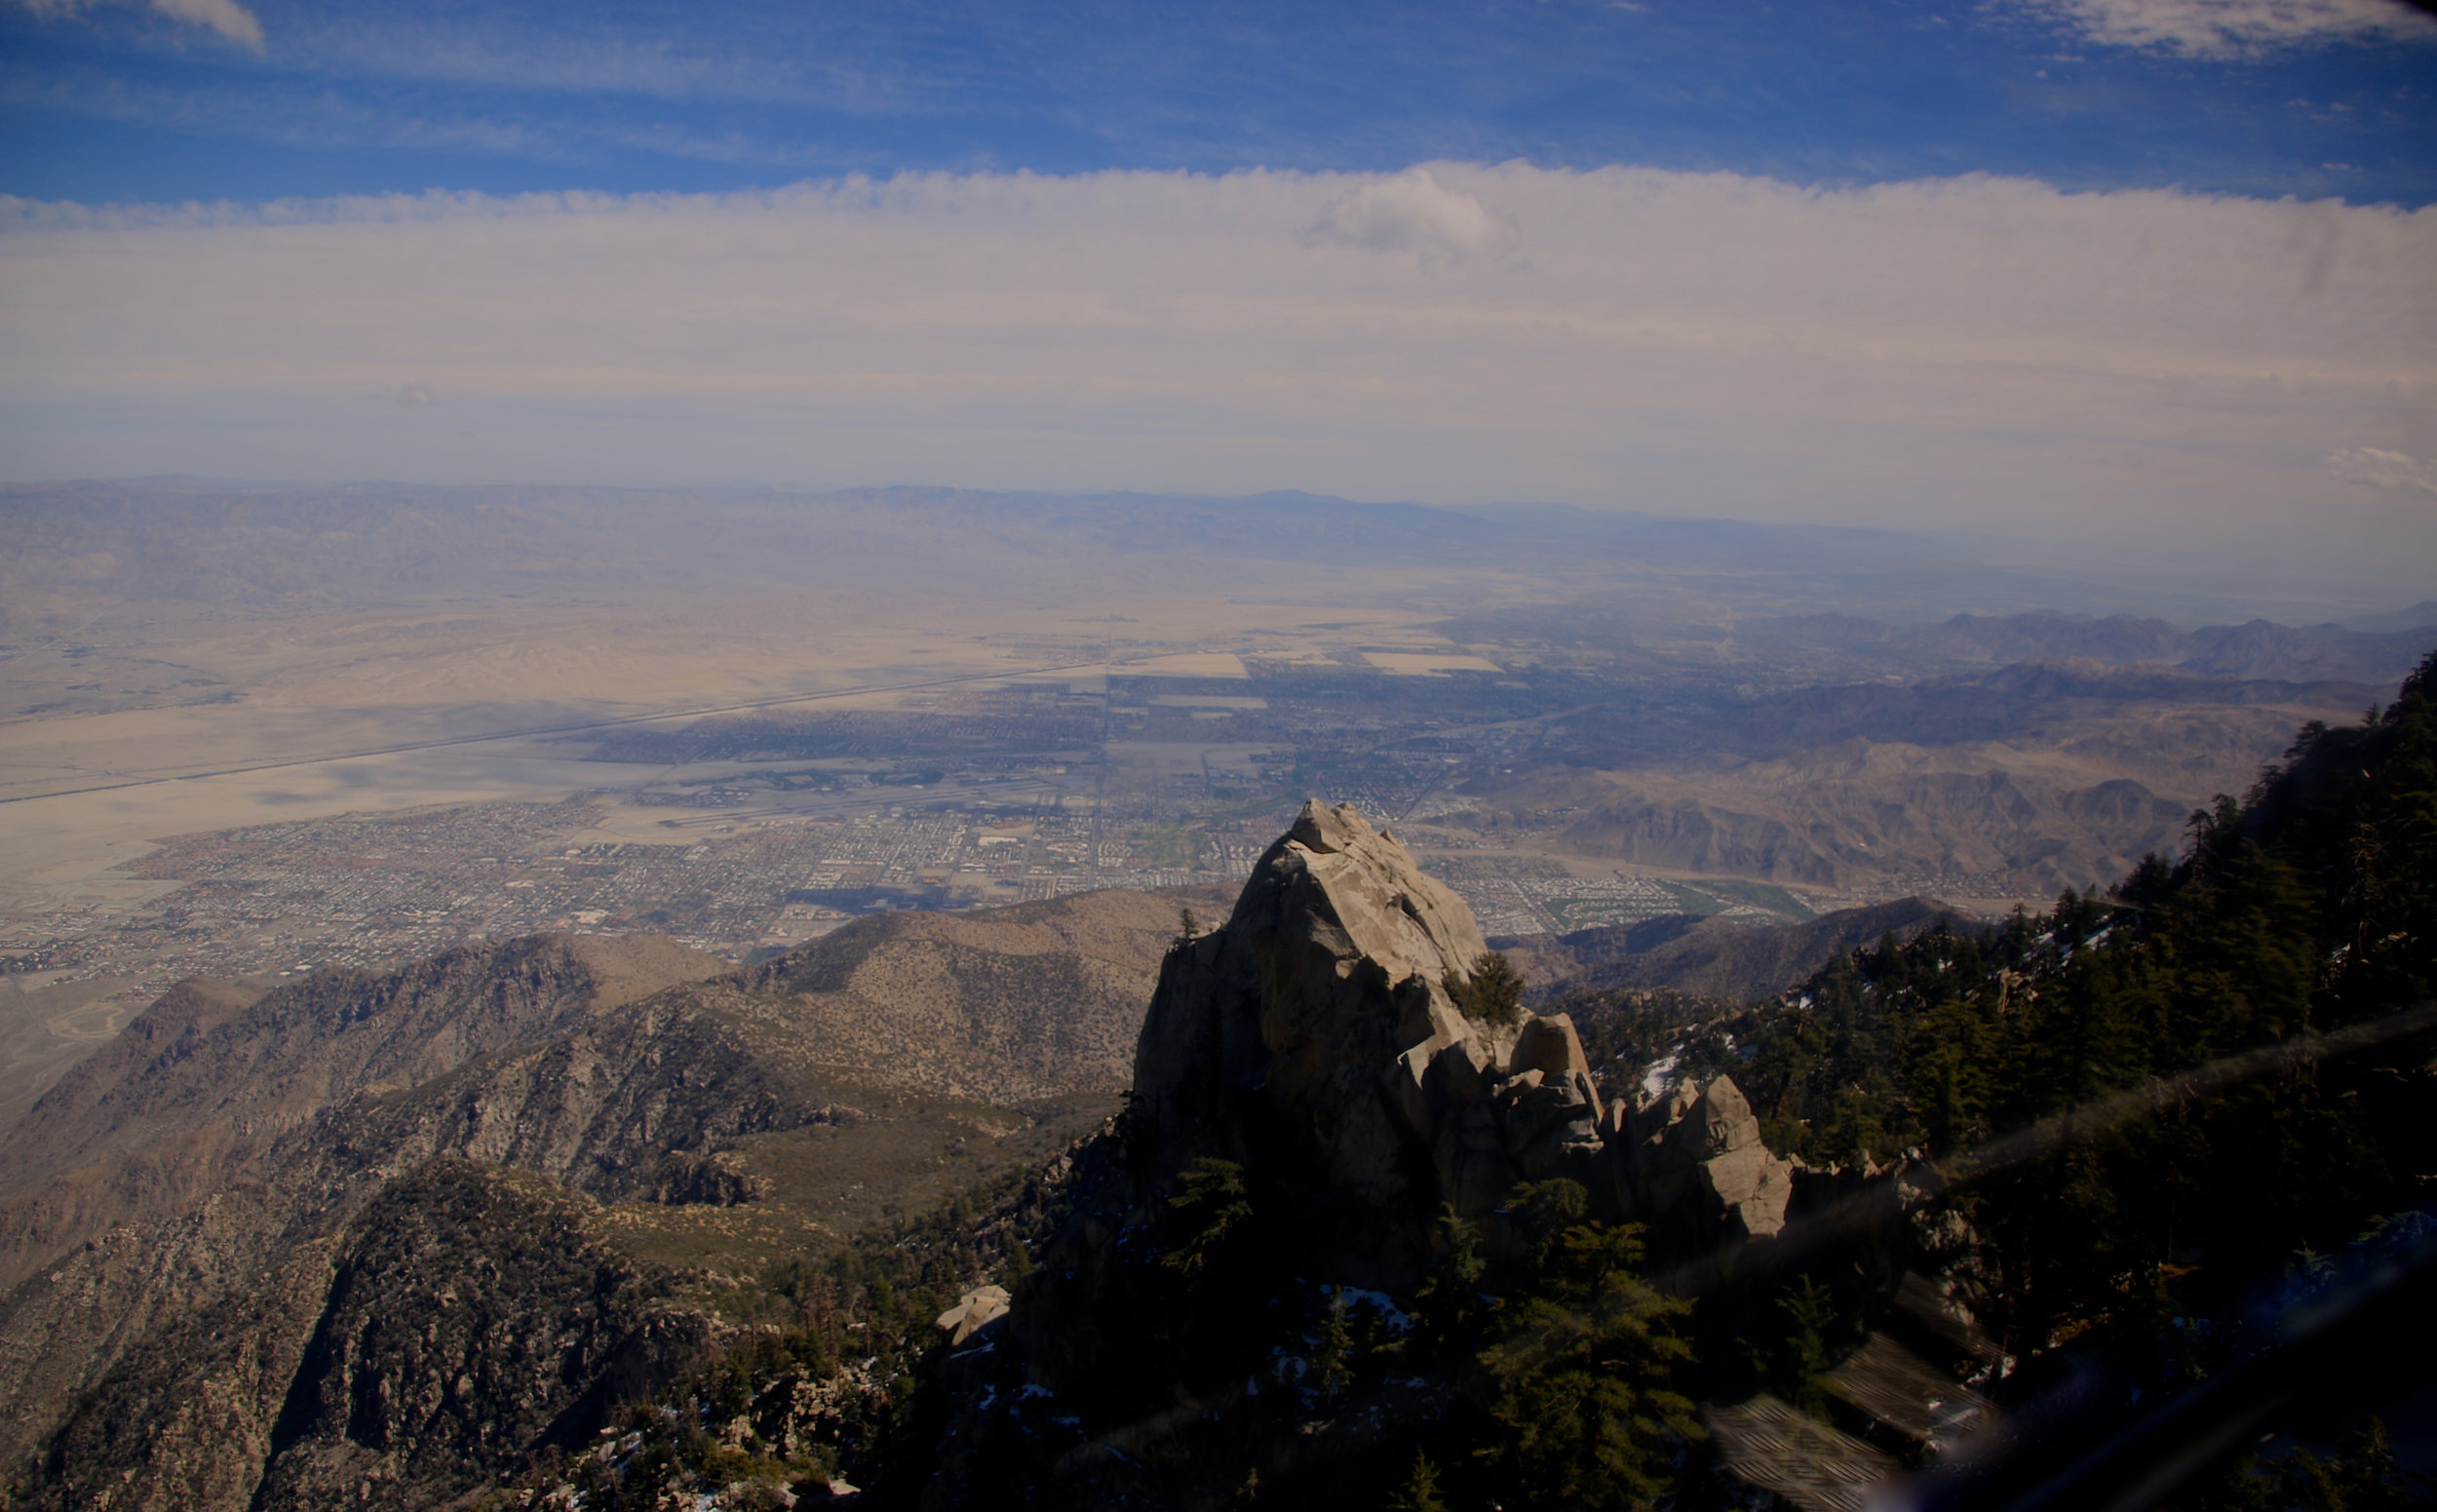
(1129, 798, 1790, 1289)
(936, 802, 1808, 1507)
(1132, 800, 1491, 1282)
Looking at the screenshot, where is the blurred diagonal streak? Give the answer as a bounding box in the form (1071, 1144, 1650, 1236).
(1879, 1214, 2437, 1512)
(1656, 1000, 2437, 1299)
(1669, 1000, 2437, 1511)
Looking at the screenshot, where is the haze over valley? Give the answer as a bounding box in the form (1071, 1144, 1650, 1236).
(4, 480, 2426, 1122)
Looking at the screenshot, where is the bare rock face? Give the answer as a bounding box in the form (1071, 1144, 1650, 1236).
(935, 1284, 1013, 1348)
(1619, 1074, 1793, 1253)
(1129, 799, 1788, 1287)
(647, 1149, 766, 1207)
(1133, 801, 1493, 1282)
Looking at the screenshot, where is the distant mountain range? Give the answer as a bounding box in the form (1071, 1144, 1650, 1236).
(8, 480, 2427, 630)
(1740, 608, 2436, 684)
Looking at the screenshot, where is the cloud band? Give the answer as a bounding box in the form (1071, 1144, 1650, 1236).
(1, 164, 2430, 580)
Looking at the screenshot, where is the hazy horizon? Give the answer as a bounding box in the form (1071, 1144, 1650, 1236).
(8, 472, 2429, 624)
(5, 0, 2433, 605)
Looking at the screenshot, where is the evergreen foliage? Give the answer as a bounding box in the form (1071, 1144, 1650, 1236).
(1450, 950, 1528, 1027)
(1388, 1181, 1701, 1510)
(1470, 1212, 1699, 1511)
(1161, 1154, 1255, 1278)
(1385, 1453, 1450, 1512)
(1734, 650, 2437, 1365)
(1744, 1274, 1839, 1416)
(2188, 1418, 2436, 1512)
(1411, 1203, 1493, 1354)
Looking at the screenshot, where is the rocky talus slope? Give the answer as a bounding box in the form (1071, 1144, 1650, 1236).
(0, 887, 1211, 1508)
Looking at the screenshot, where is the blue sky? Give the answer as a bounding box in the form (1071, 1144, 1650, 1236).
(2, 1, 2433, 604)
(6, 0, 2434, 204)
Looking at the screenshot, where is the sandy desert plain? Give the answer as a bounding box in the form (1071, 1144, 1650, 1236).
(0, 592, 1375, 1086)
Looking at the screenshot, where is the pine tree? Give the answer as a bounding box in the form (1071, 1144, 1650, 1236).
(1450, 950, 1526, 1027)
(1384, 1453, 1449, 1512)
(1474, 1215, 1697, 1512)
(1310, 1289, 1354, 1402)
(1161, 1156, 1254, 1278)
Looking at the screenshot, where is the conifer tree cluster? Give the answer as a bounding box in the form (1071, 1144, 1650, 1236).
(1696, 655, 2437, 1507)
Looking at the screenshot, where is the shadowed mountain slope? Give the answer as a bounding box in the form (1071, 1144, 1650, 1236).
(0, 934, 719, 1204)
(1496, 896, 1975, 1004)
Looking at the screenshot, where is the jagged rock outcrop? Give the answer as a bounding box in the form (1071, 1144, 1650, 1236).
(648, 1148, 765, 1206)
(1130, 799, 1792, 1288)
(1135, 800, 1499, 1284)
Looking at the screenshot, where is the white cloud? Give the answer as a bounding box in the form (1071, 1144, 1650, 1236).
(1, 166, 2431, 590)
(1302, 168, 1512, 263)
(2329, 446, 2437, 498)
(11, 0, 263, 48)
(150, 0, 260, 48)
(2007, 0, 2437, 58)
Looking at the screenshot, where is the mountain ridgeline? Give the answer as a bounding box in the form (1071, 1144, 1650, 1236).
(0, 890, 1209, 1508)
(1, 661, 2431, 1508)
